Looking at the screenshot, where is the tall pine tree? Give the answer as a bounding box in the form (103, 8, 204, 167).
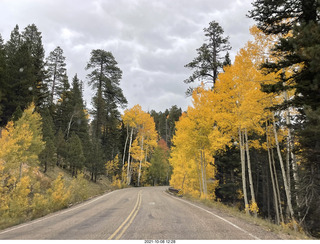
(184, 21, 231, 95)
(86, 49, 127, 161)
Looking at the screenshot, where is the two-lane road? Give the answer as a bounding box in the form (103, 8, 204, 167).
(0, 186, 281, 240)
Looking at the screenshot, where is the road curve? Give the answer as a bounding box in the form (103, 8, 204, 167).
(0, 186, 282, 240)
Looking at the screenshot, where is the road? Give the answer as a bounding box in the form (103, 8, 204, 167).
(0, 186, 282, 240)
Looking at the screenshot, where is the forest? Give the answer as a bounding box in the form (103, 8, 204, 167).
(0, 23, 181, 229)
(1, 0, 320, 238)
(170, 1, 320, 238)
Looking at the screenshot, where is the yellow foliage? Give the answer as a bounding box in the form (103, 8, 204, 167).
(8, 176, 31, 218)
(47, 173, 71, 211)
(70, 173, 89, 203)
(249, 201, 259, 214)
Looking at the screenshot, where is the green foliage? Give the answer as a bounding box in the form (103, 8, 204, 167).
(45, 46, 68, 104)
(66, 132, 85, 177)
(249, 0, 320, 236)
(184, 20, 231, 94)
(147, 139, 171, 186)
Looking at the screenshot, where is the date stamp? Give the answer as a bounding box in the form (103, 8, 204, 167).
(144, 240, 176, 244)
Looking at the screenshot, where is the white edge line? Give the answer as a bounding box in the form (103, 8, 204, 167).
(0, 190, 117, 236)
(165, 191, 260, 240)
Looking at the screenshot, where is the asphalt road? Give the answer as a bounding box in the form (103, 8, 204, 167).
(0, 186, 282, 240)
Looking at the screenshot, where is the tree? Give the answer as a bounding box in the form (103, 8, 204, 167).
(0, 34, 6, 121)
(66, 132, 85, 177)
(248, 0, 320, 234)
(184, 20, 231, 95)
(148, 139, 171, 186)
(122, 105, 158, 186)
(39, 108, 56, 173)
(45, 46, 68, 104)
(0, 103, 44, 181)
(22, 24, 48, 108)
(86, 49, 127, 137)
(2, 25, 34, 125)
(86, 49, 127, 163)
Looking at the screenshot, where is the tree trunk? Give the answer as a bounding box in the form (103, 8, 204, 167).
(122, 124, 129, 182)
(137, 135, 144, 187)
(266, 125, 280, 224)
(271, 146, 284, 223)
(127, 127, 134, 185)
(244, 128, 257, 217)
(272, 113, 296, 227)
(239, 128, 249, 215)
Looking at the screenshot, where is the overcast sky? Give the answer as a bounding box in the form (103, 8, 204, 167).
(1, 0, 255, 113)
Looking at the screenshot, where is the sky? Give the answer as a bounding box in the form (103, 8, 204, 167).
(0, 0, 255, 113)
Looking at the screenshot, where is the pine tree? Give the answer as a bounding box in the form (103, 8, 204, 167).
(148, 139, 171, 186)
(22, 24, 48, 108)
(184, 21, 231, 95)
(45, 46, 68, 104)
(0, 34, 6, 122)
(66, 132, 85, 177)
(2, 25, 34, 125)
(248, 0, 320, 234)
(86, 49, 127, 161)
(39, 108, 56, 173)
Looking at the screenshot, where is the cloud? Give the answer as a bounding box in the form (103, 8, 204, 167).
(0, 0, 255, 112)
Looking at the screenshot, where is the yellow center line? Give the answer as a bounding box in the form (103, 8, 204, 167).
(108, 190, 142, 240)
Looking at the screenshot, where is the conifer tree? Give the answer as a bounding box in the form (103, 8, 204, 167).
(3, 25, 34, 124)
(0, 34, 6, 121)
(86, 49, 127, 161)
(22, 24, 48, 108)
(66, 132, 85, 177)
(249, 0, 320, 234)
(184, 21, 231, 95)
(45, 46, 68, 104)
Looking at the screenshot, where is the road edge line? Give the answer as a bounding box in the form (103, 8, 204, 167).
(0, 189, 117, 236)
(164, 191, 260, 240)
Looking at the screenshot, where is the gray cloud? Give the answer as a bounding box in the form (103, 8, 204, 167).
(1, 0, 255, 112)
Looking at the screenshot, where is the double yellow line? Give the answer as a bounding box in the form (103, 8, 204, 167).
(108, 190, 142, 240)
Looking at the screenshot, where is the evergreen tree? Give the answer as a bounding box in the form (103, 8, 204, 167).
(45, 46, 68, 104)
(39, 108, 56, 173)
(248, 0, 320, 235)
(22, 24, 48, 108)
(86, 138, 105, 182)
(184, 21, 231, 95)
(150, 105, 182, 148)
(55, 129, 67, 168)
(2, 25, 34, 125)
(86, 49, 127, 161)
(66, 132, 85, 177)
(148, 139, 171, 186)
(0, 34, 6, 121)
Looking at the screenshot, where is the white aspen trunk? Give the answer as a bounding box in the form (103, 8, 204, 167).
(244, 128, 257, 218)
(197, 154, 203, 196)
(127, 127, 134, 185)
(239, 128, 249, 215)
(122, 124, 129, 182)
(271, 146, 284, 223)
(200, 150, 206, 198)
(272, 113, 296, 226)
(137, 135, 144, 187)
(284, 92, 301, 213)
(203, 150, 207, 196)
(266, 126, 280, 225)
